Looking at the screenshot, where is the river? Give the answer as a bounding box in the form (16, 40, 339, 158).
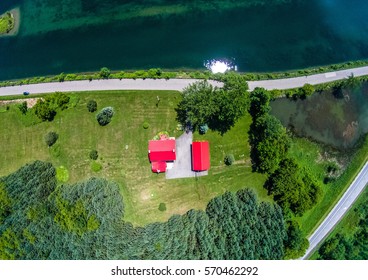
(1, 0, 368, 80)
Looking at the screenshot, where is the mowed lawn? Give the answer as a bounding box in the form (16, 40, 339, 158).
(0, 90, 267, 226)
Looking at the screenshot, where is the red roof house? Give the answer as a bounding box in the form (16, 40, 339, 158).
(192, 141, 210, 171)
(148, 139, 176, 162)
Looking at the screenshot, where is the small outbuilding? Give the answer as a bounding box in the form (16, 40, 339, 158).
(192, 141, 210, 171)
(151, 161, 167, 173)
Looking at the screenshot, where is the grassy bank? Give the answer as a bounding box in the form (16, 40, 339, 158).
(0, 90, 267, 226)
(291, 135, 368, 236)
(309, 186, 368, 259)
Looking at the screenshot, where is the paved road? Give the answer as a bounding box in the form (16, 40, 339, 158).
(0, 79, 223, 96)
(1, 66, 368, 96)
(248, 66, 368, 90)
(302, 161, 368, 259)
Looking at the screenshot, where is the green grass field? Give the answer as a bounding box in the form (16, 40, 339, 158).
(0, 90, 267, 226)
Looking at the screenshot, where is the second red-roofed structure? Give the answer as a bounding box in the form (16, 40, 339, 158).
(192, 141, 210, 171)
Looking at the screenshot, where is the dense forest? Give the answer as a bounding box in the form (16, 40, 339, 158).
(0, 161, 287, 260)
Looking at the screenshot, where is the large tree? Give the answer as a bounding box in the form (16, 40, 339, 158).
(265, 158, 321, 216)
(176, 76, 248, 134)
(248, 87, 270, 120)
(249, 114, 290, 173)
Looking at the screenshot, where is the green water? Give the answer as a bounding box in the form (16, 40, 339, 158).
(271, 83, 368, 149)
(1, 0, 368, 80)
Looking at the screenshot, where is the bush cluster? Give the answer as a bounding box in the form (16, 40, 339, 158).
(89, 150, 98, 160)
(45, 131, 58, 147)
(96, 107, 114, 126)
(87, 100, 97, 112)
(224, 154, 235, 166)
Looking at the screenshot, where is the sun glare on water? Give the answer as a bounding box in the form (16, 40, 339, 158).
(205, 59, 237, 74)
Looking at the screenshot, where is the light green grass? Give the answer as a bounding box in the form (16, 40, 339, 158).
(91, 161, 102, 172)
(0, 90, 267, 226)
(56, 166, 69, 183)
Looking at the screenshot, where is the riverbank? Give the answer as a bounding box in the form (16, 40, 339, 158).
(0, 7, 20, 37)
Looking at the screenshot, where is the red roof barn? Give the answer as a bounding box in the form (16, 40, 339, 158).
(192, 141, 210, 171)
(148, 139, 176, 162)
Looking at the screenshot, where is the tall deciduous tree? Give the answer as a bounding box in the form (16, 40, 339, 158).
(249, 114, 290, 173)
(265, 158, 321, 216)
(176, 76, 248, 134)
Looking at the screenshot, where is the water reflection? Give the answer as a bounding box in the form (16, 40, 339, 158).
(270, 83, 368, 149)
(204, 58, 237, 73)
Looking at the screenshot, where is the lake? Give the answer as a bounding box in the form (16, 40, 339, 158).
(1, 0, 368, 80)
(271, 82, 368, 149)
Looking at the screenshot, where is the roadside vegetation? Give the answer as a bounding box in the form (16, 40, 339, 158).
(310, 187, 368, 260)
(1, 59, 368, 88)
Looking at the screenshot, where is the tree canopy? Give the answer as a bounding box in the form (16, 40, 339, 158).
(0, 161, 287, 260)
(248, 87, 290, 173)
(265, 158, 321, 216)
(176, 74, 248, 134)
(249, 114, 290, 173)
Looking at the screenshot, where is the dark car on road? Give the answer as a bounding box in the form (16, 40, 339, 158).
(23, 91, 30, 96)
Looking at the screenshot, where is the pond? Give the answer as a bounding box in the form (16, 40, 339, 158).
(271, 83, 368, 149)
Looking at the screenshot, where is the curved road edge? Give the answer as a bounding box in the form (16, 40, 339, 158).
(301, 161, 368, 260)
(248, 66, 368, 90)
(0, 79, 223, 97)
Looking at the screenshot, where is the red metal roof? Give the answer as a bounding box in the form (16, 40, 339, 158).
(148, 139, 176, 162)
(192, 141, 210, 171)
(151, 161, 167, 173)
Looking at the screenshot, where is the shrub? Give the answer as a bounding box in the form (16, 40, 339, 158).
(158, 203, 166, 212)
(33, 100, 56, 121)
(99, 67, 111, 79)
(53, 92, 70, 110)
(143, 121, 149, 129)
(44, 132, 58, 147)
(58, 72, 66, 82)
(91, 161, 102, 172)
(89, 150, 98, 160)
(87, 100, 97, 112)
(56, 166, 69, 183)
(96, 107, 114, 126)
(224, 154, 235, 166)
(18, 101, 28, 114)
(199, 124, 209, 135)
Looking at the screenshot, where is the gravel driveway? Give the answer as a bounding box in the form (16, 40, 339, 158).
(166, 131, 208, 179)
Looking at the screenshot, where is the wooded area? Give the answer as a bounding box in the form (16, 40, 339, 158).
(0, 161, 286, 260)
